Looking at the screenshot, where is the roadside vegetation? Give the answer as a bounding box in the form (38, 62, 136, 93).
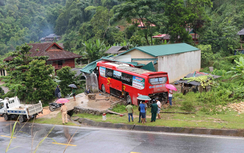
(73, 53, 244, 130)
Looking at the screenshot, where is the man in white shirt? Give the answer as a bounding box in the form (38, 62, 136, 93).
(169, 90, 173, 106)
(156, 98, 161, 119)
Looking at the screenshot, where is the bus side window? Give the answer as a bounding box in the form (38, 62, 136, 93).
(106, 68, 113, 78)
(121, 73, 133, 86)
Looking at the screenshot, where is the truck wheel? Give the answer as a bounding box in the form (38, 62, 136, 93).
(49, 106, 55, 112)
(126, 95, 132, 104)
(102, 84, 106, 93)
(3, 114, 9, 121)
(19, 115, 26, 123)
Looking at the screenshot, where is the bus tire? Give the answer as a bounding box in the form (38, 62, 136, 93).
(3, 114, 9, 121)
(102, 84, 106, 93)
(19, 115, 26, 123)
(126, 95, 132, 104)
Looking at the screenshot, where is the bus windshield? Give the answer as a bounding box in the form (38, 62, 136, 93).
(149, 77, 167, 85)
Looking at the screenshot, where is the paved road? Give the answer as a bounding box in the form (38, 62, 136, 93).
(1, 121, 244, 153)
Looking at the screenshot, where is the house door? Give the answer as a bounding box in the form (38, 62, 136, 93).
(58, 60, 63, 68)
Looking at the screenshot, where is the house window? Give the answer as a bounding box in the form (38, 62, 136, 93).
(58, 60, 63, 66)
(47, 61, 53, 65)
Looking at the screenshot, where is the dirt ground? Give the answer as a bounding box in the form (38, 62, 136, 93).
(37, 92, 116, 119)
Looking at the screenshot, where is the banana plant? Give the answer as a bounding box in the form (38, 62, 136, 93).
(227, 56, 244, 79)
(82, 39, 107, 62)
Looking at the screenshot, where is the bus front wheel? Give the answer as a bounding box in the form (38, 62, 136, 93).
(126, 95, 132, 104)
(102, 84, 106, 93)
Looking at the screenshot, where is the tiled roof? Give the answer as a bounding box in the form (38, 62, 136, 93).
(118, 43, 199, 57)
(4, 42, 81, 61)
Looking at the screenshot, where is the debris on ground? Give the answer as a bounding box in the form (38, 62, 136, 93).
(228, 102, 244, 114)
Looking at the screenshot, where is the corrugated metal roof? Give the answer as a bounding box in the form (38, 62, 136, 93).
(238, 29, 244, 35)
(119, 43, 199, 57)
(105, 46, 127, 54)
(80, 59, 101, 74)
(141, 62, 156, 72)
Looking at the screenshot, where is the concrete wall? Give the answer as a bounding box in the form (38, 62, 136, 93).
(123, 49, 156, 65)
(158, 50, 201, 83)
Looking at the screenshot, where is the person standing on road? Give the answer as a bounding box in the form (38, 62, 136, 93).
(151, 100, 158, 122)
(61, 103, 68, 124)
(156, 98, 161, 119)
(55, 85, 61, 100)
(71, 87, 76, 101)
(169, 89, 173, 106)
(139, 101, 146, 124)
(125, 102, 133, 122)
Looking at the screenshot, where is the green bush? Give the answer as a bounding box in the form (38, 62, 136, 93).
(180, 101, 195, 112)
(57, 66, 76, 97)
(0, 86, 5, 97)
(2, 91, 15, 99)
(112, 104, 126, 113)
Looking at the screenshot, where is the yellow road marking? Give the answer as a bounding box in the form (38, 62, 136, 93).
(52, 142, 76, 146)
(1, 135, 16, 138)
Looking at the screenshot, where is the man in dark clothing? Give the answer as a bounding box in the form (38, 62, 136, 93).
(151, 100, 158, 122)
(138, 104, 141, 123)
(55, 85, 61, 99)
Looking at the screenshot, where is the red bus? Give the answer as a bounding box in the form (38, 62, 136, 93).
(96, 61, 169, 105)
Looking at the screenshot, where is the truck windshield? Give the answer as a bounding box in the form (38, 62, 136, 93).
(149, 77, 167, 85)
(0, 102, 3, 109)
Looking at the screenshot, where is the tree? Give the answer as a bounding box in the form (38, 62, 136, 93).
(82, 39, 107, 62)
(164, 0, 192, 43)
(25, 59, 56, 103)
(3, 44, 56, 104)
(113, 0, 164, 45)
(185, 0, 212, 44)
(56, 66, 76, 97)
(90, 6, 112, 40)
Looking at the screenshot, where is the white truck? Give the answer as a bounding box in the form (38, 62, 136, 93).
(0, 96, 43, 123)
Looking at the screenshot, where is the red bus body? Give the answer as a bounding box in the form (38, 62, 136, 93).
(97, 61, 169, 105)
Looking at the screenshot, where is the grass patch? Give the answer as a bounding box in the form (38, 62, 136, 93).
(34, 113, 77, 126)
(72, 94, 244, 129)
(74, 110, 244, 129)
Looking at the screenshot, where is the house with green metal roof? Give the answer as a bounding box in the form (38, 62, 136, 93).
(117, 43, 201, 82)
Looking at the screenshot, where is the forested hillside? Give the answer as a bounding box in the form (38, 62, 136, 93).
(1, 0, 244, 62)
(0, 0, 65, 55)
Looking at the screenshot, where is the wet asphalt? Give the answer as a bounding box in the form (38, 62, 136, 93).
(1, 121, 244, 153)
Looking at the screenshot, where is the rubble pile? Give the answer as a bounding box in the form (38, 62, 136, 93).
(228, 102, 244, 113)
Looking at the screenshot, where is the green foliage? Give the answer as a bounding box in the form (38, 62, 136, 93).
(180, 101, 195, 112)
(25, 60, 56, 103)
(197, 45, 214, 67)
(0, 0, 65, 55)
(0, 86, 4, 97)
(112, 104, 126, 113)
(183, 75, 213, 88)
(227, 56, 244, 80)
(113, 0, 164, 45)
(56, 66, 76, 97)
(82, 39, 107, 62)
(2, 44, 56, 104)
